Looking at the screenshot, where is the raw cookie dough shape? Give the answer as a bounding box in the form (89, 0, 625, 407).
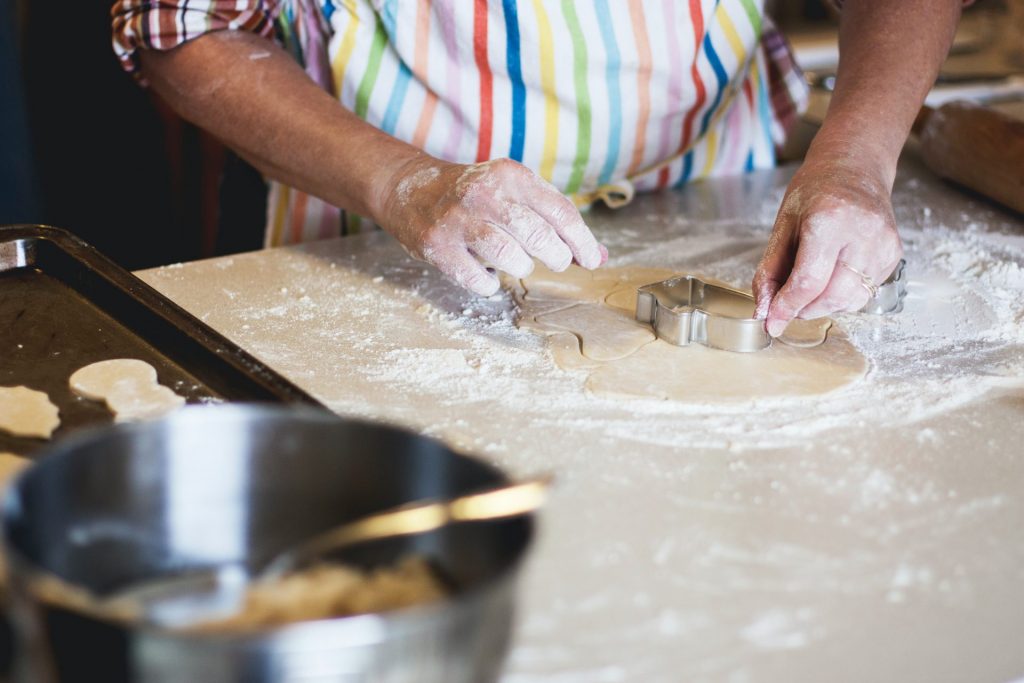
(517, 265, 868, 403)
(535, 303, 655, 362)
(0, 452, 30, 583)
(69, 359, 157, 401)
(70, 359, 185, 422)
(0, 453, 29, 484)
(779, 318, 833, 348)
(0, 386, 60, 439)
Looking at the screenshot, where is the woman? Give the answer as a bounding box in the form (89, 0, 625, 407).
(112, 0, 964, 336)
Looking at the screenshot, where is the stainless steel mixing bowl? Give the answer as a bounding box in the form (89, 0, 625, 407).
(1, 405, 533, 683)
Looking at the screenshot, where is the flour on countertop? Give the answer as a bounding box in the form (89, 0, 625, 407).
(137, 167, 1024, 683)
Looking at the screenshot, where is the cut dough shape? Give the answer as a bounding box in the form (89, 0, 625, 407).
(0, 386, 60, 439)
(779, 318, 833, 348)
(70, 359, 185, 422)
(535, 303, 655, 362)
(0, 452, 30, 584)
(107, 384, 186, 423)
(70, 359, 158, 401)
(604, 287, 642, 314)
(516, 265, 868, 403)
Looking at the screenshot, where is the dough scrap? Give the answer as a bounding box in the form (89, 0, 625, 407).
(522, 264, 676, 304)
(517, 265, 868, 403)
(0, 387, 61, 439)
(70, 359, 185, 422)
(535, 303, 655, 362)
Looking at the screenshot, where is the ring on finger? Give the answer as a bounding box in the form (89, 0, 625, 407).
(838, 261, 879, 298)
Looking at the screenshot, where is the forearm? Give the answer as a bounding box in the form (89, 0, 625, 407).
(138, 31, 425, 222)
(809, 0, 962, 187)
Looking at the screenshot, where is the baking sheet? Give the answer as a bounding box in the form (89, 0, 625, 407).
(0, 225, 322, 457)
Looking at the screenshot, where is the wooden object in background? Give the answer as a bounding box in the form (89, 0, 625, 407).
(913, 100, 1024, 215)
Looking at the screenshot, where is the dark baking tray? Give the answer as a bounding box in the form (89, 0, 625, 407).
(0, 224, 324, 457)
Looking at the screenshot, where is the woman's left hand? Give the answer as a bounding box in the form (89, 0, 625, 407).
(752, 159, 904, 337)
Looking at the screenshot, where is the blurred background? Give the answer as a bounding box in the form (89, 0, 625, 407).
(1, 0, 1022, 270)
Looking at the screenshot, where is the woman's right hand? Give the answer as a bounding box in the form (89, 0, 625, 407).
(376, 156, 607, 297)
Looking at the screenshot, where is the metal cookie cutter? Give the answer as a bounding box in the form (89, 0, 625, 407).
(635, 277, 769, 353)
(635, 260, 909, 353)
(859, 259, 907, 315)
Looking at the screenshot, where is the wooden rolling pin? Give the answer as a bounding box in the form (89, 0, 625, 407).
(912, 100, 1024, 215)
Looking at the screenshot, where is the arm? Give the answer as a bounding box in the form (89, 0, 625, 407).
(138, 32, 605, 296)
(753, 0, 962, 335)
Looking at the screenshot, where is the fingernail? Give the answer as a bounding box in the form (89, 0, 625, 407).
(598, 244, 609, 266)
(766, 319, 787, 338)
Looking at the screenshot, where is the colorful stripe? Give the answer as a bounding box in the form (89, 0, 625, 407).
(436, 0, 466, 159)
(699, 11, 729, 137)
(626, 0, 653, 176)
(502, 0, 527, 162)
(677, 0, 707, 186)
(330, 1, 362, 97)
(738, 0, 761, 35)
(474, 0, 494, 162)
(378, 6, 411, 135)
(354, 17, 387, 119)
(561, 0, 591, 194)
(112, 0, 811, 245)
(657, 0, 683, 189)
(594, 0, 622, 187)
(530, 0, 559, 181)
(752, 56, 777, 167)
(410, 0, 439, 149)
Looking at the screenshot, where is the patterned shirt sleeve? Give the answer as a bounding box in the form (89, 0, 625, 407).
(111, 0, 281, 76)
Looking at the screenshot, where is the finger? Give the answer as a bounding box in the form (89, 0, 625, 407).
(765, 231, 845, 338)
(752, 218, 797, 320)
(521, 180, 604, 270)
(796, 263, 872, 319)
(500, 203, 573, 272)
(425, 245, 501, 297)
(466, 224, 535, 279)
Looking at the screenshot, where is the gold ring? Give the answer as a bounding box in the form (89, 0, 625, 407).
(838, 261, 879, 298)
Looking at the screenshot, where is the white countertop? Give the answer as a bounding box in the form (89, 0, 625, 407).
(138, 155, 1024, 683)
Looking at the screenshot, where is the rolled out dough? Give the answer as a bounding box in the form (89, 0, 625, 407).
(535, 303, 655, 361)
(70, 359, 185, 422)
(515, 265, 868, 403)
(0, 386, 60, 439)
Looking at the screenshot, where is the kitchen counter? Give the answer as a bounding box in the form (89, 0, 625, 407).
(138, 155, 1024, 683)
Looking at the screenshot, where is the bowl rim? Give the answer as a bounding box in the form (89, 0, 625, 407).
(1, 403, 536, 640)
